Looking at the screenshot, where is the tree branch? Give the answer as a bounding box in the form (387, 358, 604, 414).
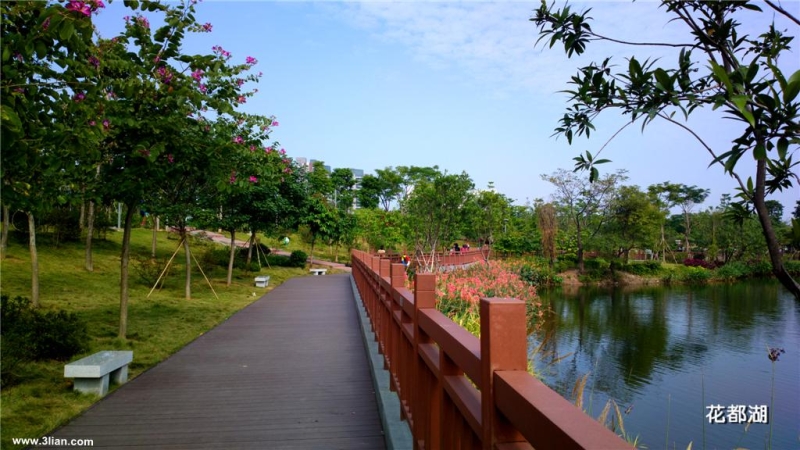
(764, 0, 800, 26)
(588, 32, 696, 49)
(657, 112, 749, 197)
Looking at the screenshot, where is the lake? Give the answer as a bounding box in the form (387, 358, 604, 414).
(532, 281, 799, 449)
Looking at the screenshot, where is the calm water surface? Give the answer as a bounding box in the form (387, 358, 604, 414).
(533, 281, 799, 449)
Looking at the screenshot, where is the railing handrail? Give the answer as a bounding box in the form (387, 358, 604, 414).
(350, 249, 629, 450)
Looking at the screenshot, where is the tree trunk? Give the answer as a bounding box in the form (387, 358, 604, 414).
(227, 229, 236, 287)
(151, 223, 157, 259)
(576, 217, 585, 272)
(28, 211, 40, 307)
(85, 200, 95, 272)
(335, 242, 340, 263)
(753, 160, 800, 298)
(684, 212, 691, 257)
(183, 228, 192, 300)
(309, 235, 315, 268)
(79, 199, 85, 231)
(1, 203, 9, 259)
(119, 204, 135, 339)
(246, 230, 255, 266)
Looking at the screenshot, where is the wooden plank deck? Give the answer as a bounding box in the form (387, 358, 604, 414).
(47, 274, 386, 449)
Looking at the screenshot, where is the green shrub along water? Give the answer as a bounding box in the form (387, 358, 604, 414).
(199, 245, 306, 270)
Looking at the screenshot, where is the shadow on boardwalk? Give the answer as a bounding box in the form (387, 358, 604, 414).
(47, 274, 384, 449)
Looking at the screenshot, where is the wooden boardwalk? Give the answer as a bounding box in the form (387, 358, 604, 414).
(48, 274, 385, 449)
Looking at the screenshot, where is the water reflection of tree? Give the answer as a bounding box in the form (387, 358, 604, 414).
(533, 282, 786, 403)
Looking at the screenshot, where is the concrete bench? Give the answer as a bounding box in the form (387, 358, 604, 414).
(254, 276, 270, 287)
(310, 268, 328, 276)
(64, 351, 133, 397)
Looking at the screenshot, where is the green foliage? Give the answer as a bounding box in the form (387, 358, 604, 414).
(682, 267, 711, 285)
(518, 264, 563, 287)
(785, 260, 800, 276)
(1, 295, 88, 386)
(288, 250, 308, 268)
(532, 0, 800, 296)
(621, 261, 663, 276)
(713, 261, 749, 281)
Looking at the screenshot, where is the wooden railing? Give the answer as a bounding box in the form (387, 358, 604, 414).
(381, 249, 486, 269)
(351, 250, 629, 450)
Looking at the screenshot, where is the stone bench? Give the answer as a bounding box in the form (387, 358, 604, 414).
(64, 351, 133, 397)
(254, 276, 270, 287)
(310, 268, 328, 276)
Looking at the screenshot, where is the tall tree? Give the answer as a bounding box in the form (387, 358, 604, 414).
(542, 168, 626, 271)
(330, 168, 356, 212)
(464, 182, 512, 260)
(605, 185, 663, 262)
(533, 0, 800, 297)
(404, 171, 474, 272)
(97, 0, 262, 337)
(2, 0, 103, 306)
(537, 202, 558, 267)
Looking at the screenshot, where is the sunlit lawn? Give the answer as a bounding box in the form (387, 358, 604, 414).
(0, 227, 307, 449)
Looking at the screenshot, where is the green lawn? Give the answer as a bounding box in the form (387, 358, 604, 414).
(0, 227, 307, 449)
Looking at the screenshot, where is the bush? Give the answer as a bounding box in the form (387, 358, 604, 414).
(682, 266, 711, 284)
(713, 261, 748, 280)
(683, 258, 718, 269)
(1, 295, 88, 386)
(621, 260, 663, 276)
(199, 245, 272, 272)
(518, 264, 563, 287)
(583, 258, 610, 272)
(785, 260, 800, 276)
(749, 260, 773, 277)
(289, 250, 308, 268)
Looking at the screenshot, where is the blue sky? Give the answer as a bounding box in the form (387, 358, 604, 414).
(94, 1, 799, 219)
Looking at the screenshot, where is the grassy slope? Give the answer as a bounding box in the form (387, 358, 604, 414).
(0, 228, 307, 448)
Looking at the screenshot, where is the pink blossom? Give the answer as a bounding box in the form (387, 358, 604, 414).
(202, 22, 212, 32)
(102, 119, 109, 129)
(279, 148, 286, 155)
(229, 172, 236, 184)
(93, 0, 105, 7)
(168, 154, 174, 163)
(88, 56, 99, 68)
(153, 55, 160, 63)
(245, 56, 258, 65)
(199, 84, 207, 93)
(74, 92, 85, 102)
(249, 145, 255, 152)
(237, 96, 246, 104)
(233, 136, 243, 144)
(283, 167, 291, 173)
(236, 78, 244, 87)
(272, 120, 279, 127)
(89, 120, 96, 126)
(248, 176, 258, 183)
(258, 71, 263, 77)
(42, 17, 51, 30)
(191, 69, 203, 82)
(135, 16, 149, 29)
(139, 149, 151, 157)
(66, 1, 91, 16)
(265, 147, 272, 153)
(14, 53, 22, 62)
(123, 15, 130, 22)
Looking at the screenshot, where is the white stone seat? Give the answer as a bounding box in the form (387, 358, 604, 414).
(254, 276, 270, 287)
(310, 268, 328, 275)
(64, 351, 133, 397)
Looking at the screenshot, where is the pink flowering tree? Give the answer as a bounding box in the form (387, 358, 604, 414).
(92, 0, 266, 336)
(1, 0, 105, 306)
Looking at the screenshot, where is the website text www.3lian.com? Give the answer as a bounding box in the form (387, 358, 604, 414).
(11, 437, 94, 447)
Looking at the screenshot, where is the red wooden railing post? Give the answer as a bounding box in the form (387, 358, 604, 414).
(414, 273, 438, 450)
(480, 298, 527, 449)
(390, 263, 406, 412)
(380, 259, 394, 381)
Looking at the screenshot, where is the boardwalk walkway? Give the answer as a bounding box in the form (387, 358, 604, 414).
(48, 274, 385, 449)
